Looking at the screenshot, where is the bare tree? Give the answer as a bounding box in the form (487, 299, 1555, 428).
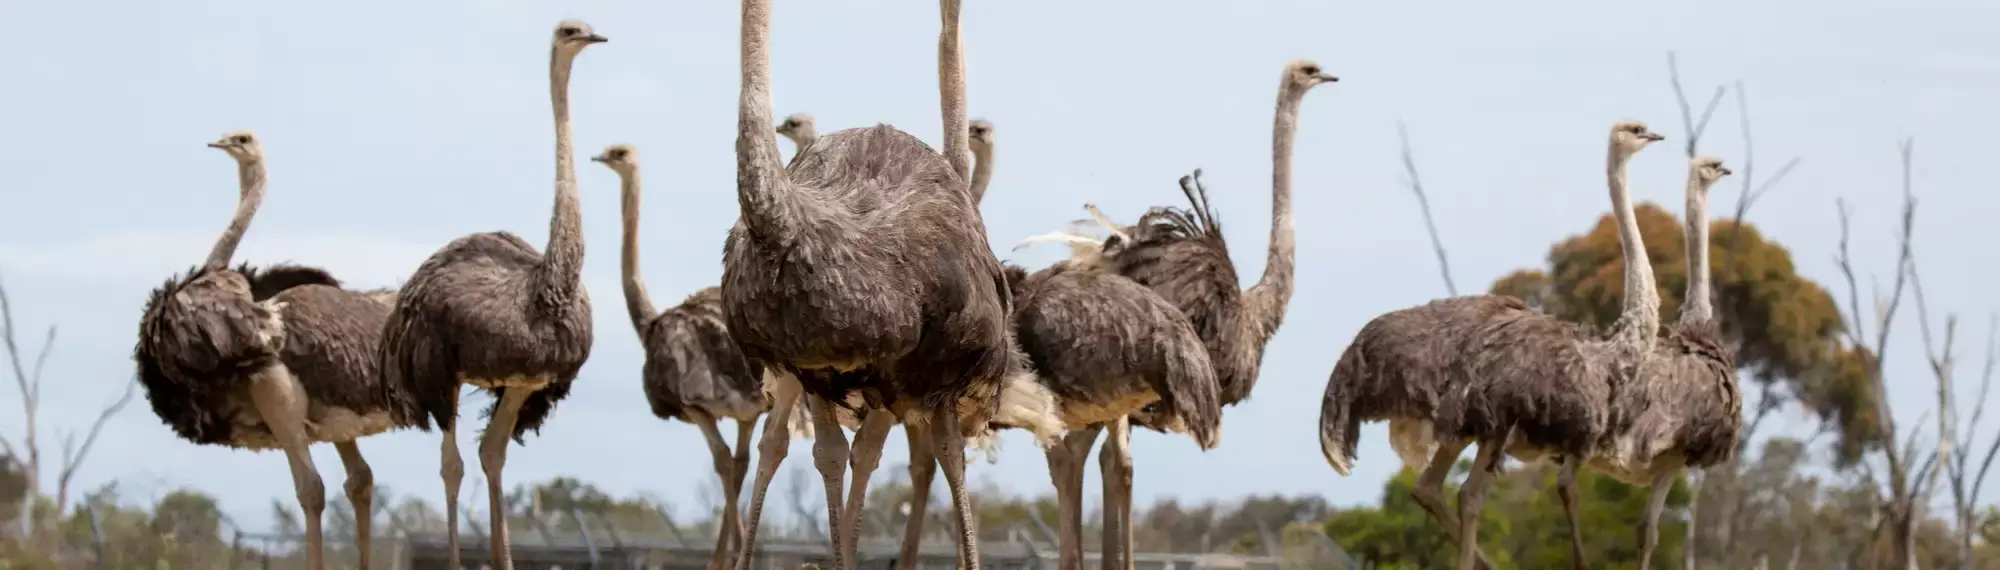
(0, 271, 137, 540)
(1908, 254, 1999, 569)
(1830, 137, 1923, 570)
(1393, 121, 1457, 297)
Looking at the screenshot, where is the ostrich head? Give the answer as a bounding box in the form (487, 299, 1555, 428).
(1282, 59, 1339, 93)
(1692, 156, 1732, 189)
(551, 19, 608, 56)
(206, 131, 263, 164)
(1611, 120, 1666, 156)
(968, 118, 994, 153)
(590, 144, 637, 174)
(775, 113, 815, 147)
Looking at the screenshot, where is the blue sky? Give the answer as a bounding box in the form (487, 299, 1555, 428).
(2, 0, 1998, 533)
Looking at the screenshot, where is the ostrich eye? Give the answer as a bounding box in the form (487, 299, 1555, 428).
(561, 27, 580, 37)
(234, 135, 251, 144)
(1302, 66, 1319, 75)
(610, 150, 626, 159)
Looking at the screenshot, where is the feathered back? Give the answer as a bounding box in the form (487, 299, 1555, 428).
(1011, 265, 1221, 448)
(1107, 199, 1255, 403)
(1438, 308, 1611, 459)
(1649, 319, 1741, 467)
(641, 288, 767, 422)
(134, 263, 340, 444)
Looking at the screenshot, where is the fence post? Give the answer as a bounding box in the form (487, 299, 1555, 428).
(568, 505, 601, 568)
(85, 504, 107, 570)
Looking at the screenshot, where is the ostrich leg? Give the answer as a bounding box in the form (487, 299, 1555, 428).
(928, 407, 983, 570)
(335, 441, 376, 570)
(1637, 469, 1677, 569)
(1098, 418, 1134, 570)
(728, 419, 755, 559)
(1046, 427, 1101, 570)
(895, 427, 937, 570)
(841, 409, 897, 567)
(806, 395, 854, 570)
(1410, 437, 1496, 570)
(1454, 438, 1507, 570)
(695, 414, 739, 570)
(1555, 458, 1591, 570)
(479, 387, 536, 570)
(733, 375, 802, 570)
(249, 364, 327, 570)
(439, 389, 466, 570)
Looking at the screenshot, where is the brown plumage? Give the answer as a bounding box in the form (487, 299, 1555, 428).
(1009, 264, 1219, 446)
(374, 20, 605, 570)
(1316, 295, 1532, 475)
(134, 131, 396, 570)
(723, 2, 1025, 568)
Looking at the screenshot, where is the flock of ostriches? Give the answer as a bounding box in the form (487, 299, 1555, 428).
(126, 2, 1742, 570)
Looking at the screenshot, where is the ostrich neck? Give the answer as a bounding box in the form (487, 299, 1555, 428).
(538, 50, 585, 304)
(203, 160, 267, 270)
(1244, 84, 1303, 344)
(1681, 175, 1714, 324)
(969, 144, 994, 206)
(1607, 149, 1660, 346)
(618, 170, 658, 334)
(937, 0, 970, 183)
(736, 0, 806, 246)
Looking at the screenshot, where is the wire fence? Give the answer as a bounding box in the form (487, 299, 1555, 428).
(202, 504, 1371, 570)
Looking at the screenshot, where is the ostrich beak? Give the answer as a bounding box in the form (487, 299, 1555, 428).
(1643, 132, 1666, 142)
(590, 155, 607, 163)
(1318, 74, 1340, 83)
(583, 34, 609, 44)
(205, 142, 225, 149)
(1718, 166, 1733, 176)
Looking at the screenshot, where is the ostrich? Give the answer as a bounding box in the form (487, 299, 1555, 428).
(594, 143, 813, 569)
(1000, 259, 1222, 570)
(1021, 60, 1333, 567)
(722, 0, 1050, 568)
(135, 131, 398, 570)
(376, 20, 605, 570)
(1318, 120, 1668, 570)
(1585, 155, 1741, 569)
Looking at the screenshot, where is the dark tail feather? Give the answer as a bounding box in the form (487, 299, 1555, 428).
(1322, 346, 1364, 476)
(1154, 329, 1222, 450)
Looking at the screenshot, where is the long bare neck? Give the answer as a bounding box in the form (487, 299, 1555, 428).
(969, 143, 994, 205)
(937, 0, 970, 183)
(1244, 81, 1303, 344)
(736, 0, 800, 245)
(203, 160, 267, 270)
(618, 169, 658, 334)
(1608, 147, 1660, 345)
(1680, 173, 1714, 324)
(538, 48, 586, 304)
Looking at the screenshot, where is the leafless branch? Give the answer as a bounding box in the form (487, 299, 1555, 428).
(55, 379, 136, 508)
(1971, 315, 2000, 507)
(1667, 52, 1728, 158)
(1719, 81, 1803, 285)
(1395, 120, 1457, 296)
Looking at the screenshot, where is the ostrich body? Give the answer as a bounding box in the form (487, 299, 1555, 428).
(776, 114, 996, 206)
(1003, 261, 1221, 570)
(1319, 120, 1668, 570)
(1586, 156, 1741, 569)
(135, 131, 396, 570)
(723, 1, 1042, 568)
(376, 20, 605, 570)
(596, 144, 812, 569)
